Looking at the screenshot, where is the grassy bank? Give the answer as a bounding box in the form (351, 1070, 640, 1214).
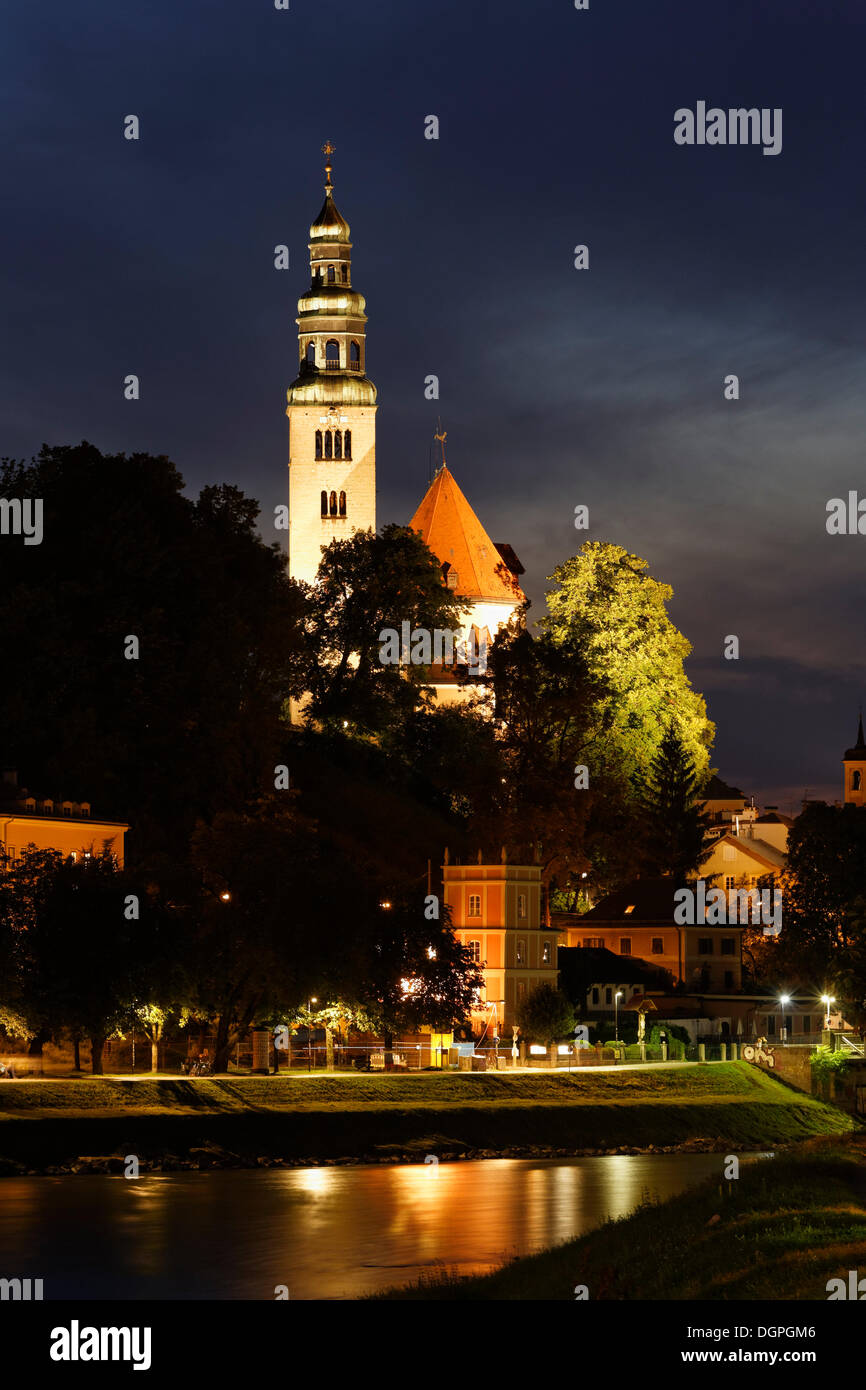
(379, 1135, 866, 1300)
(0, 1065, 855, 1174)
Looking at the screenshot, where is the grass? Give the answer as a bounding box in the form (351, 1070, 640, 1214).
(377, 1135, 866, 1300)
(0, 1064, 856, 1172)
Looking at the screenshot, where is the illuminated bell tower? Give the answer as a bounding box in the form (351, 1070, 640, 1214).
(286, 143, 377, 585)
(843, 713, 866, 806)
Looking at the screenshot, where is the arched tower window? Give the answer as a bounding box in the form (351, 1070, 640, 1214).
(343, 430, 352, 459)
(306, 341, 316, 365)
(349, 340, 360, 368)
(324, 431, 332, 459)
(327, 266, 335, 283)
(334, 430, 342, 459)
(325, 340, 340, 368)
(329, 491, 338, 517)
(341, 264, 347, 283)
(315, 430, 323, 460)
(853, 770, 862, 791)
(339, 491, 347, 517)
(320, 490, 328, 517)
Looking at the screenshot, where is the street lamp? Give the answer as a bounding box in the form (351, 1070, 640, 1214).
(779, 993, 790, 1044)
(820, 994, 835, 1030)
(614, 991, 623, 1044)
(307, 997, 318, 1071)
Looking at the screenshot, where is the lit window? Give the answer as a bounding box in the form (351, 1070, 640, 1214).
(517, 893, 527, 918)
(516, 939, 525, 964)
(624, 904, 635, 915)
(467, 894, 481, 918)
(542, 941, 551, 964)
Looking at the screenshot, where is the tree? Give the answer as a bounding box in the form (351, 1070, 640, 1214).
(777, 802, 866, 1008)
(292, 524, 467, 734)
(541, 542, 714, 795)
(639, 722, 713, 878)
(0, 444, 305, 868)
(0, 847, 137, 1072)
(515, 983, 576, 1046)
(347, 897, 483, 1067)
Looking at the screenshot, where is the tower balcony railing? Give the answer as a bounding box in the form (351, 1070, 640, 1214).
(322, 360, 363, 371)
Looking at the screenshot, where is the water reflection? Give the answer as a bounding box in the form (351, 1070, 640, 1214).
(0, 1153, 765, 1300)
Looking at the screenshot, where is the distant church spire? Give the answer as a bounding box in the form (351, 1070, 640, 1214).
(843, 709, 866, 806)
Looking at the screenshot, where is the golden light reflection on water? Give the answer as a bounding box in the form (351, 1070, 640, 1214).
(0, 1153, 757, 1299)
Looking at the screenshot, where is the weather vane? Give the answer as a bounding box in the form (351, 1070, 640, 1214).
(322, 140, 335, 189)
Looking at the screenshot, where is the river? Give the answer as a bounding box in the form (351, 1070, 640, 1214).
(0, 1152, 769, 1299)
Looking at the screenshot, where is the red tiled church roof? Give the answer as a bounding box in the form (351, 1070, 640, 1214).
(409, 466, 526, 605)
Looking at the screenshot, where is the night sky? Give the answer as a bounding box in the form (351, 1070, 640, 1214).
(4, 0, 864, 811)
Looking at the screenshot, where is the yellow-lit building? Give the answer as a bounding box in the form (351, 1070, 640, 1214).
(843, 715, 866, 806)
(0, 773, 127, 867)
(444, 854, 560, 1033)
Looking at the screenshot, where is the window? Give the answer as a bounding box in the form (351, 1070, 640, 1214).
(723, 844, 736, 861)
(605, 988, 612, 1005)
(583, 936, 604, 948)
(325, 340, 340, 365)
(334, 430, 342, 459)
(329, 491, 338, 517)
(697, 937, 713, 955)
(853, 769, 863, 790)
(338, 491, 346, 518)
(802, 1015, 810, 1034)
(619, 938, 632, 955)
(467, 894, 481, 918)
(766, 1015, 776, 1035)
(327, 266, 335, 283)
(516, 940, 525, 964)
(591, 987, 599, 1005)
(723, 970, 734, 989)
(467, 939, 481, 964)
(651, 937, 664, 954)
(542, 941, 551, 964)
(623, 904, 635, 914)
(517, 982, 526, 1002)
(306, 341, 316, 364)
(517, 892, 527, 918)
(63, 805, 72, 816)
(343, 430, 351, 459)
(721, 937, 735, 955)
(350, 340, 360, 366)
(341, 264, 347, 283)
(724, 875, 736, 890)
(315, 430, 323, 459)
(324, 431, 333, 459)
(321, 490, 328, 517)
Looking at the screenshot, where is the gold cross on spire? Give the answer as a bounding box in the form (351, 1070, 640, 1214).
(322, 140, 335, 189)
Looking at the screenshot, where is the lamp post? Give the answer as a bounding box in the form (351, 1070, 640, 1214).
(820, 994, 835, 1031)
(614, 991, 623, 1044)
(779, 993, 790, 1045)
(307, 996, 317, 1071)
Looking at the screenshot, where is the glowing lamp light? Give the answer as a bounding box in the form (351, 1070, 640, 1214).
(219, 891, 231, 902)
(529, 1045, 547, 1055)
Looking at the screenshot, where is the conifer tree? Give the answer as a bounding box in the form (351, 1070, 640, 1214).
(639, 722, 712, 879)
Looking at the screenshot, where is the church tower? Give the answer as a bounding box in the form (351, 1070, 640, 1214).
(286, 144, 377, 585)
(843, 714, 866, 806)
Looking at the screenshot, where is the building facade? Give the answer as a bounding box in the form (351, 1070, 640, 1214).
(286, 146, 377, 585)
(0, 773, 127, 867)
(443, 857, 559, 1032)
(843, 715, 866, 806)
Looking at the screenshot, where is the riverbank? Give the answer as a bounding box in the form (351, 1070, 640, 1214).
(0, 1064, 855, 1176)
(378, 1134, 866, 1300)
